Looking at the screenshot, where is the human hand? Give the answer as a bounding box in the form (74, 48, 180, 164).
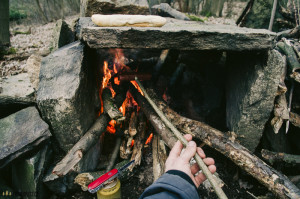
(165, 134, 216, 187)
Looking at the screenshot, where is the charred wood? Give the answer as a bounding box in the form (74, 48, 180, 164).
(262, 149, 300, 167)
(152, 49, 169, 82)
(120, 132, 133, 159)
(130, 86, 300, 199)
(129, 111, 138, 137)
(52, 114, 109, 176)
(105, 136, 122, 172)
(102, 88, 125, 122)
(129, 112, 147, 171)
(118, 72, 152, 82)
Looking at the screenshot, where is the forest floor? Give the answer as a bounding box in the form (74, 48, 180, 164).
(0, 15, 78, 79)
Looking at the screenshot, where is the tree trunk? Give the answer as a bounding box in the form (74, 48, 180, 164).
(202, 0, 225, 17)
(35, 0, 49, 23)
(0, 0, 10, 46)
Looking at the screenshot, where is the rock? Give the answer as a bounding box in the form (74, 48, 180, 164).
(43, 140, 101, 194)
(12, 144, 52, 199)
(151, 3, 190, 21)
(37, 41, 100, 152)
(52, 19, 75, 51)
(80, 0, 150, 17)
(0, 107, 51, 168)
(0, 73, 36, 118)
(81, 17, 276, 50)
(25, 54, 42, 90)
(226, 50, 286, 152)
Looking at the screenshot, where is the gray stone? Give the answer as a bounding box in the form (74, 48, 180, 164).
(80, 0, 150, 17)
(52, 19, 75, 51)
(12, 144, 52, 199)
(151, 3, 190, 21)
(0, 107, 51, 168)
(226, 50, 286, 152)
(0, 73, 35, 99)
(0, 73, 36, 118)
(37, 41, 100, 152)
(25, 54, 42, 90)
(81, 17, 275, 50)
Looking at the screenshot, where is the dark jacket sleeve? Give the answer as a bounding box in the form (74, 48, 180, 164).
(139, 170, 200, 199)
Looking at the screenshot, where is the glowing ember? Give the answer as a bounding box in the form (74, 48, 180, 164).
(145, 133, 153, 145)
(102, 61, 111, 89)
(107, 120, 116, 134)
(114, 77, 120, 85)
(131, 80, 144, 96)
(130, 139, 135, 148)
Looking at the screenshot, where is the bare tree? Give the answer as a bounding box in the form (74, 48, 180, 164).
(35, 0, 49, 22)
(0, 0, 10, 46)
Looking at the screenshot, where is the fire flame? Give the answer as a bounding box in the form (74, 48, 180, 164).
(130, 80, 144, 96)
(107, 120, 116, 134)
(101, 49, 142, 135)
(145, 133, 153, 145)
(130, 139, 135, 148)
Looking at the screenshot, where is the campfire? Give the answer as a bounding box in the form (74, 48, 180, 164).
(46, 45, 299, 199)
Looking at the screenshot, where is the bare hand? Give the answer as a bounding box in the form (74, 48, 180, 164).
(165, 134, 216, 187)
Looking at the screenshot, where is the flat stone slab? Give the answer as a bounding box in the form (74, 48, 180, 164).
(0, 107, 51, 168)
(80, 17, 276, 50)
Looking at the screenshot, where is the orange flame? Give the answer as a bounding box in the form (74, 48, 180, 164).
(130, 80, 144, 96)
(130, 139, 135, 148)
(145, 133, 153, 145)
(107, 120, 116, 134)
(114, 77, 120, 85)
(102, 61, 111, 89)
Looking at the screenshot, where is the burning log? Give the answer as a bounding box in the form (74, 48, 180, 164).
(129, 111, 138, 137)
(130, 85, 300, 199)
(102, 88, 125, 122)
(120, 130, 133, 159)
(118, 72, 152, 82)
(152, 134, 167, 181)
(52, 114, 109, 176)
(128, 112, 147, 171)
(262, 149, 300, 167)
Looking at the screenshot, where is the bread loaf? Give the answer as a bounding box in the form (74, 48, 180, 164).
(91, 14, 167, 27)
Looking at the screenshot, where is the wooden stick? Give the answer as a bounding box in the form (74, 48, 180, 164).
(268, 0, 278, 31)
(135, 77, 228, 199)
(262, 149, 300, 166)
(52, 114, 109, 176)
